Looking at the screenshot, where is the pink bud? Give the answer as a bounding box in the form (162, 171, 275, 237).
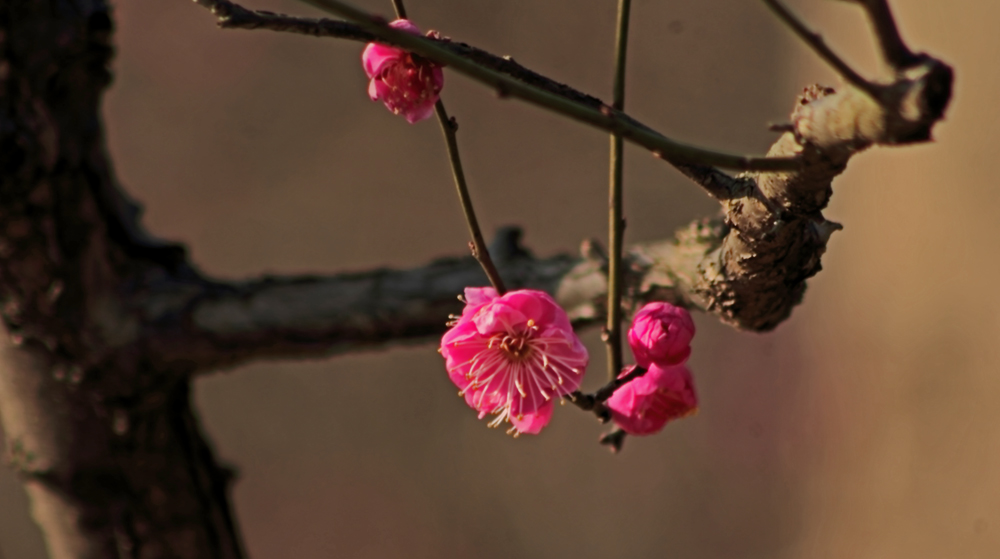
(361, 19, 444, 123)
(627, 302, 695, 368)
(440, 288, 588, 436)
(606, 364, 698, 436)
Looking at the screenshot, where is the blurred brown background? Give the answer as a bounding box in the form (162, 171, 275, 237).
(2, 0, 998, 557)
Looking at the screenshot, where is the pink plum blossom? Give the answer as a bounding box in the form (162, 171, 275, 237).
(509, 400, 554, 435)
(361, 19, 444, 123)
(627, 302, 695, 368)
(606, 364, 698, 436)
(440, 287, 588, 436)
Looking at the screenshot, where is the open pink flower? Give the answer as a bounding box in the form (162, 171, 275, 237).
(361, 19, 444, 123)
(440, 287, 588, 436)
(606, 364, 698, 436)
(628, 302, 695, 368)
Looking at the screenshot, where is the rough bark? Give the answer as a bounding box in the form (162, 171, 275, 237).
(0, 0, 951, 557)
(0, 1, 242, 557)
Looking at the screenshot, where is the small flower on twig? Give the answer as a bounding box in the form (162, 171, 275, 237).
(361, 19, 444, 123)
(440, 287, 588, 436)
(628, 302, 695, 368)
(605, 363, 697, 436)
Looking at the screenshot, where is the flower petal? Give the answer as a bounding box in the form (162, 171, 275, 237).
(439, 288, 587, 437)
(607, 364, 697, 435)
(473, 299, 529, 336)
(510, 400, 554, 435)
(464, 287, 499, 308)
(404, 99, 437, 123)
(368, 78, 387, 101)
(362, 43, 403, 78)
(388, 19, 421, 34)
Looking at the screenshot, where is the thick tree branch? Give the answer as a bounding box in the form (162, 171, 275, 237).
(138, 232, 579, 372)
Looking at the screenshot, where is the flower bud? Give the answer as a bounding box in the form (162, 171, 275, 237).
(627, 302, 694, 368)
(606, 364, 697, 436)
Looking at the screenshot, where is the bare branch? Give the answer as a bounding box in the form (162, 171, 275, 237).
(141, 35, 954, 371)
(136, 208, 822, 374)
(195, 0, 375, 40)
(141, 230, 578, 372)
(432, 103, 508, 294)
(670, 163, 748, 202)
(383, 0, 508, 294)
(605, 0, 633, 381)
(762, 0, 885, 100)
(191, 0, 799, 172)
(840, 0, 920, 69)
(568, 365, 647, 422)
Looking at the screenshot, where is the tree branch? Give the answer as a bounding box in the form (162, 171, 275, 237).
(840, 0, 920, 69)
(192, 0, 799, 172)
(432, 101, 507, 294)
(133, 28, 954, 369)
(153, 29, 952, 362)
(670, 163, 748, 202)
(762, 0, 885, 100)
(196, 0, 376, 40)
(605, 0, 632, 381)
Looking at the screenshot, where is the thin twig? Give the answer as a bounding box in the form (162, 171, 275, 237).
(288, 0, 798, 172)
(434, 104, 507, 293)
(605, 0, 631, 382)
(196, 0, 606, 109)
(194, 0, 375, 40)
(568, 365, 646, 422)
(386, 0, 506, 293)
(762, 0, 884, 101)
(841, 0, 919, 69)
(193, 0, 800, 173)
(672, 163, 746, 201)
(389, 0, 407, 19)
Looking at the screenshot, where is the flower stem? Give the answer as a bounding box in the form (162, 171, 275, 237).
(434, 102, 507, 294)
(568, 365, 646, 422)
(389, 0, 506, 294)
(389, 0, 407, 19)
(297, 0, 799, 171)
(606, 0, 631, 381)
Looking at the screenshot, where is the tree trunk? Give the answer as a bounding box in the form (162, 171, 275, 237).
(0, 2, 243, 557)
